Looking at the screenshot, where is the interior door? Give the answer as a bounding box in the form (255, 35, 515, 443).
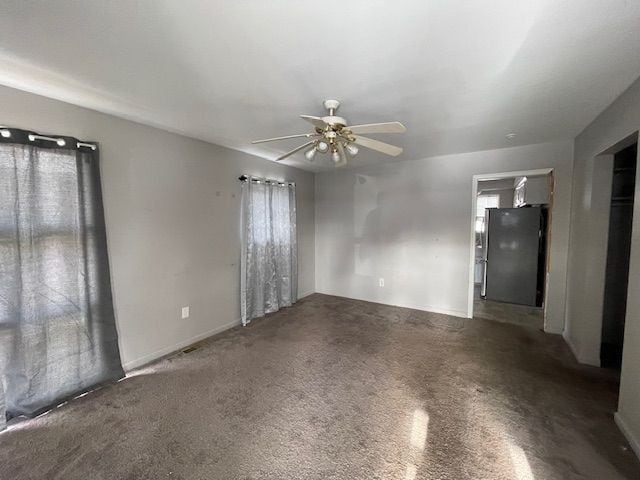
(485, 207, 541, 306)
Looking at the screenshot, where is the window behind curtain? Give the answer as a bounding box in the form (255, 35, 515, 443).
(0, 130, 123, 430)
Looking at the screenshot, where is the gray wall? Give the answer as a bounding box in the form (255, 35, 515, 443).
(315, 140, 573, 333)
(477, 178, 515, 208)
(497, 189, 515, 209)
(519, 176, 551, 205)
(566, 76, 640, 456)
(0, 85, 315, 370)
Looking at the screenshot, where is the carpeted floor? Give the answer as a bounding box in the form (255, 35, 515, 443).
(473, 295, 544, 329)
(1, 294, 639, 479)
(473, 285, 544, 329)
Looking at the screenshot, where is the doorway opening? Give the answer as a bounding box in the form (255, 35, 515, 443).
(468, 169, 554, 329)
(601, 142, 637, 369)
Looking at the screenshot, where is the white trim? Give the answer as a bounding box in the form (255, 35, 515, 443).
(544, 324, 563, 336)
(467, 168, 554, 320)
(615, 412, 640, 460)
(562, 331, 600, 366)
(562, 332, 578, 360)
(298, 290, 315, 299)
(315, 290, 468, 318)
(122, 318, 242, 371)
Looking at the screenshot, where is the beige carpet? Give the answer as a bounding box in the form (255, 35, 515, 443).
(473, 285, 544, 329)
(0, 294, 638, 479)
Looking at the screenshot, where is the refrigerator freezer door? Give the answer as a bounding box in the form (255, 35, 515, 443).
(485, 207, 541, 306)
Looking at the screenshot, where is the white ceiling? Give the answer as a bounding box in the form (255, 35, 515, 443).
(1, 0, 639, 172)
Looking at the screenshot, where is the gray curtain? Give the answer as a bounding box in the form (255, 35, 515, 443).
(0, 133, 123, 430)
(241, 178, 297, 325)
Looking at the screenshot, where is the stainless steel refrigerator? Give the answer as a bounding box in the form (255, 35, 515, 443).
(482, 207, 546, 307)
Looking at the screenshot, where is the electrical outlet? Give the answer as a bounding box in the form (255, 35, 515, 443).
(181, 306, 190, 319)
(379, 278, 385, 287)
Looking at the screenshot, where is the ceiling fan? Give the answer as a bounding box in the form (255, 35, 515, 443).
(252, 100, 406, 167)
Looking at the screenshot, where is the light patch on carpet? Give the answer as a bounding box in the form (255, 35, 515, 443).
(410, 408, 429, 451)
(508, 443, 535, 480)
(404, 463, 418, 480)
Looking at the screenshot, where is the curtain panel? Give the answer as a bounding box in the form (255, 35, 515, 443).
(0, 129, 123, 430)
(240, 178, 297, 325)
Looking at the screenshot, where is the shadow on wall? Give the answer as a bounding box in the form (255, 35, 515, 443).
(321, 165, 463, 309)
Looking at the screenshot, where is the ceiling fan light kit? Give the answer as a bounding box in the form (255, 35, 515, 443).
(304, 145, 317, 161)
(317, 141, 329, 153)
(251, 100, 406, 167)
(345, 143, 359, 156)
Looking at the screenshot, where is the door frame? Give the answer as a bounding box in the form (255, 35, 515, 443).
(467, 168, 554, 323)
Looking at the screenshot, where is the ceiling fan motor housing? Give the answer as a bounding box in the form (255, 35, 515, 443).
(321, 117, 348, 129)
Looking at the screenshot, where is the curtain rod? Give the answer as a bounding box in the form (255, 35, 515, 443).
(29, 134, 97, 150)
(238, 175, 295, 186)
(0, 126, 97, 150)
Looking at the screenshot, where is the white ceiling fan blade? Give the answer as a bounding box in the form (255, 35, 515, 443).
(351, 135, 403, 156)
(300, 115, 328, 130)
(252, 133, 319, 144)
(346, 122, 407, 134)
(276, 140, 315, 161)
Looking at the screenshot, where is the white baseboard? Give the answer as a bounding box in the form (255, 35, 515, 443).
(563, 331, 581, 361)
(314, 290, 468, 318)
(544, 325, 564, 335)
(122, 317, 242, 372)
(615, 412, 640, 460)
(562, 331, 601, 366)
(122, 294, 315, 372)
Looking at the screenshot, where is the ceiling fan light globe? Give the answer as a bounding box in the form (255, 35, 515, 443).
(317, 141, 329, 153)
(345, 143, 359, 156)
(304, 146, 317, 161)
(331, 151, 341, 163)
